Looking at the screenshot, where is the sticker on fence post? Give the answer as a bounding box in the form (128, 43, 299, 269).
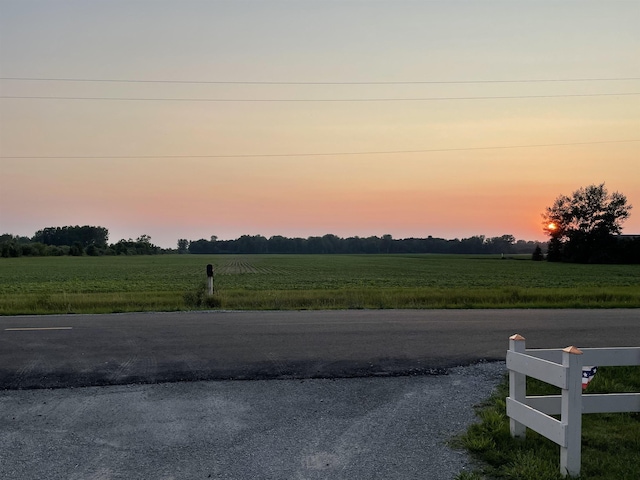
(582, 366, 597, 391)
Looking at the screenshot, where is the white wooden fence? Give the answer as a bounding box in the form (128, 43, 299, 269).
(506, 334, 640, 477)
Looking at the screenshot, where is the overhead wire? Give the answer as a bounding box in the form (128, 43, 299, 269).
(2, 75, 639, 101)
(3, 140, 639, 159)
(2, 93, 639, 102)
(1, 76, 639, 85)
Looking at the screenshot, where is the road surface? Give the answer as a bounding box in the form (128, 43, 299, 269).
(1, 309, 638, 389)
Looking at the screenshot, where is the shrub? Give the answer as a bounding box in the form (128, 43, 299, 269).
(183, 283, 221, 309)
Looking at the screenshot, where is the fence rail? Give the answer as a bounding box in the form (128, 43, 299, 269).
(505, 334, 640, 477)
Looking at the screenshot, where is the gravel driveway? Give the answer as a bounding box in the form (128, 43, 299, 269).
(0, 362, 505, 480)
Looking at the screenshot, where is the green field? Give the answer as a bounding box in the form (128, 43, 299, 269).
(1, 254, 639, 315)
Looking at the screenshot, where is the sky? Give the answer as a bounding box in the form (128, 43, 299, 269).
(1, 0, 639, 249)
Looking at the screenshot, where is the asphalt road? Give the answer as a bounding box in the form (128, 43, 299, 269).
(1, 309, 638, 389)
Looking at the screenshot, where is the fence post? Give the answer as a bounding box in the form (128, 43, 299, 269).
(560, 346, 583, 477)
(509, 334, 527, 439)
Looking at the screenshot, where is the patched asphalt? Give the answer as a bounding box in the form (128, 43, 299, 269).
(0, 362, 506, 480)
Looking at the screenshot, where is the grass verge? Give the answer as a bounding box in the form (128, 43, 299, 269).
(454, 366, 640, 479)
(1, 286, 640, 315)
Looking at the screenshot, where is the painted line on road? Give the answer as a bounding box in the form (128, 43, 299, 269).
(4, 327, 73, 331)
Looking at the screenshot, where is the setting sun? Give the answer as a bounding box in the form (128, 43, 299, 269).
(548, 223, 558, 231)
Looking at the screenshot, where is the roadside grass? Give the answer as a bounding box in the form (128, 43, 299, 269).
(454, 366, 640, 480)
(0, 292, 185, 315)
(215, 286, 640, 310)
(2, 286, 640, 315)
(1, 254, 639, 314)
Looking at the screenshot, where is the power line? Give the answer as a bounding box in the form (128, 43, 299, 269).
(2, 93, 639, 102)
(2, 76, 639, 85)
(3, 140, 638, 159)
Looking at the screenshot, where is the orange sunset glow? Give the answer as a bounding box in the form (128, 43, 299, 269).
(1, 2, 639, 248)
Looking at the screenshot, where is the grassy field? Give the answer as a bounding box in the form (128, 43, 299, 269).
(1, 254, 639, 314)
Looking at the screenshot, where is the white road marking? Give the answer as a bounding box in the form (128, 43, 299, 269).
(4, 327, 73, 331)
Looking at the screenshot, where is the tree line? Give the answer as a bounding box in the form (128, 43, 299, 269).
(1, 226, 541, 258)
(0, 226, 161, 258)
(181, 233, 542, 256)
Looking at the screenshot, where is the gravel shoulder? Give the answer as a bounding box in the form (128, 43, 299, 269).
(0, 362, 505, 480)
